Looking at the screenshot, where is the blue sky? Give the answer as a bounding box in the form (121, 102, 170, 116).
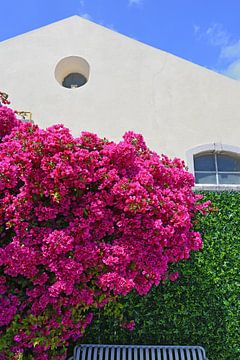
(1, 0, 240, 80)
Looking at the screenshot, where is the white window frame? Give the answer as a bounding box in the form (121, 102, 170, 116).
(186, 143, 240, 190)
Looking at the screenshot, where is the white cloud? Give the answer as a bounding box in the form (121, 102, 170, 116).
(98, 20, 117, 31)
(193, 23, 240, 81)
(79, 13, 92, 21)
(193, 25, 200, 35)
(199, 23, 231, 47)
(128, 0, 143, 6)
(222, 59, 240, 80)
(220, 40, 240, 60)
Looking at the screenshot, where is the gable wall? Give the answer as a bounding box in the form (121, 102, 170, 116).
(0, 16, 240, 162)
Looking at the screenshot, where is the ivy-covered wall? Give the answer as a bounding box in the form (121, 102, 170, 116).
(79, 192, 240, 360)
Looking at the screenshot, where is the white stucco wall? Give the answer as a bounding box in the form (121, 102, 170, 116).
(0, 16, 240, 163)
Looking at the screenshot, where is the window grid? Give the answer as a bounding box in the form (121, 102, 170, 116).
(194, 153, 240, 185)
(215, 153, 219, 185)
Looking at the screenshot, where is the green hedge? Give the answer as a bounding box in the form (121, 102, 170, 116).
(77, 192, 240, 360)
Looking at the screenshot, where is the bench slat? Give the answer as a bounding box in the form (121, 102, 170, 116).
(168, 348, 173, 360)
(128, 347, 132, 360)
(174, 349, 179, 360)
(117, 347, 121, 360)
(162, 349, 167, 360)
(151, 348, 156, 360)
(134, 347, 138, 360)
(80, 347, 87, 360)
(111, 347, 115, 360)
(99, 347, 103, 360)
(185, 349, 191, 360)
(105, 347, 109, 360)
(93, 347, 98, 360)
(192, 349, 197, 360)
(180, 348, 185, 359)
(145, 348, 149, 360)
(87, 347, 92, 360)
(198, 348, 204, 359)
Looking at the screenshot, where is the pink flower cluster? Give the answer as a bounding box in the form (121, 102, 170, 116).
(0, 107, 20, 141)
(0, 107, 209, 359)
(121, 320, 135, 332)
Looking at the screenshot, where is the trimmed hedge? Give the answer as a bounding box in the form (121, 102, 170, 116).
(77, 191, 240, 360)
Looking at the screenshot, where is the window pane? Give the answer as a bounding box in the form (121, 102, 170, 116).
(217, 154, 240, 171)
(62, 73, 87, 88)
(218, 173, 240, 184)
(194, 154, 216, 171)
(195, 172, 217, 184)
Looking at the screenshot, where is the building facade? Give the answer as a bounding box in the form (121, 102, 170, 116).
(1, 15, 240, 189)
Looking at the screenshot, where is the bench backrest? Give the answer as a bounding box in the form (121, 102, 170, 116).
(73, 344, 207, 360)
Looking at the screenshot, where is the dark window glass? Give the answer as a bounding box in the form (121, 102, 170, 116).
(62, 73, 87, 88)
(194, 151, 240, 185)
(195, 172, 217, 184)
(194, 154, 215, 171)
(217, 154, 240, 172)
(218, 173, 240, 184)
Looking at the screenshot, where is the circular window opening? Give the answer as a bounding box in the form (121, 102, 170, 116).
(62, 73, 87, 88)
(55, 56, 90, 89)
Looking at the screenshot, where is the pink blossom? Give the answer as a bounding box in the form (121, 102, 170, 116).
(0, 106, 209, 359)
(169, 272, 179, 282)
(121, 320, 135, 331)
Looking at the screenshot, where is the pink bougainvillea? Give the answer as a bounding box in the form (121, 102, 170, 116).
(0, 105, 209, 359)
(0, 106, 20, 141)
(121, 320, 135, 331)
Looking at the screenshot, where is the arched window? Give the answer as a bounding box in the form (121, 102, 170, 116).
(194, 153, 240, 185)
(186, 144, 240, 186)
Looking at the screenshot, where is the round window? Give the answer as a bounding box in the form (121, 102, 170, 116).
(55, 56, 90, 89)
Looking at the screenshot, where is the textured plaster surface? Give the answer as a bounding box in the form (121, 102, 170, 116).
(1, 16, 240, 164)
